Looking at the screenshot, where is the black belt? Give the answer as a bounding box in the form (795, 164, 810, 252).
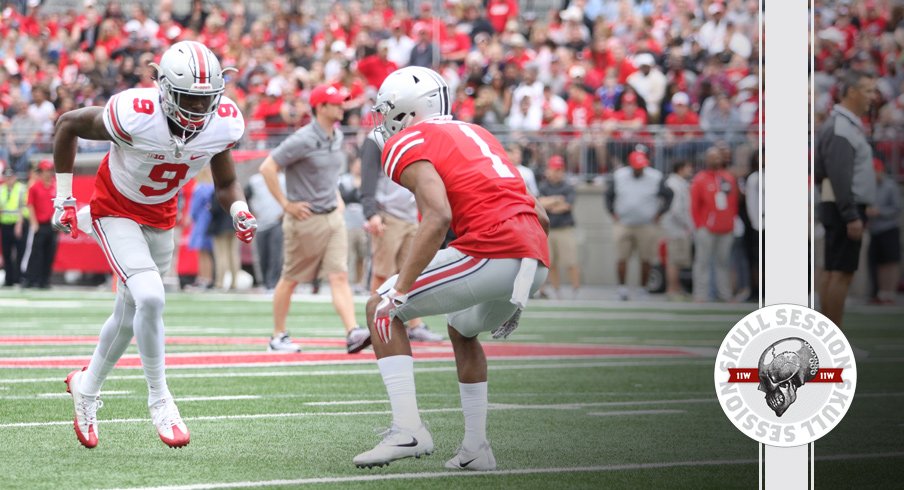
(312, 207, 336, 215)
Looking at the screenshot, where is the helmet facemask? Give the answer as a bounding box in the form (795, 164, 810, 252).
(157, 76, 223, 135)
(149, 42, 236, 141)
(372, 98, 413, 138)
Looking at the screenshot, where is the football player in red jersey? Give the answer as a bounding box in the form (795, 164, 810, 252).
(353, 66, 550, 470)
(52, 41, 256, 449)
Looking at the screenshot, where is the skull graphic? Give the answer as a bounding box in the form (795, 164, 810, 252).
(757, 338, 819, 417)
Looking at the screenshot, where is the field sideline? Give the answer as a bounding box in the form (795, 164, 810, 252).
(0, 289, 901, 489)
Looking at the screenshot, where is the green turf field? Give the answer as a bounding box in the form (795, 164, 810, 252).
(0, 289, 901, 489)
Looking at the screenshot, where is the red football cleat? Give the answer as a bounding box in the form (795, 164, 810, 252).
(150, 397, 190, 448)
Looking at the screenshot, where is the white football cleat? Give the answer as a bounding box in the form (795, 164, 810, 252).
(268, 332, 302, 353)
(353, 424, 434, 468)
(149, 397, 190, 448)
(445, 442, 497, 471)
(65, 368, 102, 449)
(407, 324, 443, 342)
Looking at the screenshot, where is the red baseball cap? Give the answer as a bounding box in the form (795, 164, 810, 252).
(309, 84, 347, 108)
(38, 159, 54, 171)
(628, 151, 649, 169)
(547, 155, 566, 170)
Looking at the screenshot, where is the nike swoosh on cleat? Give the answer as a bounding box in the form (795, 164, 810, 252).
(459, 457, 478, 468)
(393, 437, 418, 447)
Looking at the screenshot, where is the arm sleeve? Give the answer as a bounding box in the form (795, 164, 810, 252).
(604, 175, 616, 215)
(563, 183, 576, 206)
(690, 176, 705, 229)
(359, 137, 383, 219)
(337, 176, 358, 205)
(822, 134, 859, 222)
(745, 173, 759, 226)
(879, 181, 902, 220)
(657, 176, 674, 215)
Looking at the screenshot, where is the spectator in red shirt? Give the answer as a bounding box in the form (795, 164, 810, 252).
(603, 91, 649, 167)
(356, 41, 398, 90)
(606, 40, 637, 85)
(24, 160, 58, 289)
(486, 0, 518, 34)
(565, 83, 598, 172)
(664, 91, 703, 160)
(504, 34, 535, 69)
(250, 83, 289, 147)
(690, 147, 739, 302)
(439, 19, 472, 64)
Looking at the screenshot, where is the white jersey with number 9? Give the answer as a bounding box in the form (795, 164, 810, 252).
(93, 87, 245, 229)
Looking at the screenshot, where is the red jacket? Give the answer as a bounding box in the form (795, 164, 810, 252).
(690, 169, 738, 234)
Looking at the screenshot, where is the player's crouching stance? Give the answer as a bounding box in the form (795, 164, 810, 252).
(353, 67, 550, 470)
(54, 41, 256, 448)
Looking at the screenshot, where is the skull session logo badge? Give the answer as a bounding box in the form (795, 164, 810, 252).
(714, 304, 857, 447)
(757, 338, 819, 417)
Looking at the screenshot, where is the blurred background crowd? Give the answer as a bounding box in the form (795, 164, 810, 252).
(0, 0, 900, 303)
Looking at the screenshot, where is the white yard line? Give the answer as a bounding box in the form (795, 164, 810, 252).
(0, 400, 715, 429)
(303, 400, 387, 406)
(587, 409, 685, 416)
(179, 395, 262, 402)
(100, 452, 904, 490)
(523, 312, 741, 322)
(0, 359, 712, 384)
(36, 390, 131, 398)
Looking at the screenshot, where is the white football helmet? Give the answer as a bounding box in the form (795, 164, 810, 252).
(372, 66, 451, 137)
(150, 41, 235, 134)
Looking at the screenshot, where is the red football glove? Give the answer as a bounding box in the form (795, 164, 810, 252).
(374, 288, 407, 343)
(232, 210, 257, 243)
(52, 197, 79, 239)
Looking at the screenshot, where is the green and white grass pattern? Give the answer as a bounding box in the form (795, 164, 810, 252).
(0, 290, 901, 489)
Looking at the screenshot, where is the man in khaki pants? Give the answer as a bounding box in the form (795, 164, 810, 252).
(605, 151, 673, 301)
(538, 155, 580, 299)
(260, 84, 369, 354)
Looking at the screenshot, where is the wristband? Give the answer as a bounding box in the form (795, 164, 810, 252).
(56, 173, 73, 199)
(386, 287, 408, 306)
(229, 201, 250, 219)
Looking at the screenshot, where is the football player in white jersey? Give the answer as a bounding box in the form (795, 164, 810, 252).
(51, 41, 257, 449)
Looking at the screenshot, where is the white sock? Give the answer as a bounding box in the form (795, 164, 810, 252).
(459, 381, 488, 451)
(81, 291, 135, 397)
(128, 271, 171, 405)
(378, 355, 422, 431)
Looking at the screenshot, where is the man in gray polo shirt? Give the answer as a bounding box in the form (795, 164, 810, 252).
(815, 70, 877, 328)
(259, 84, 369, 354)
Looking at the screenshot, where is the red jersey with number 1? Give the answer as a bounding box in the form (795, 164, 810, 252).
(382, 119, 549, 266)
(93, 87, 245, 229)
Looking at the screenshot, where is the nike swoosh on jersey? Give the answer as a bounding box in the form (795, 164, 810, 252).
(189, 154, 204, 160)
(393, 437, 418, 447)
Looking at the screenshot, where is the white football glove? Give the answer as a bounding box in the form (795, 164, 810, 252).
(232, 210, 257, 243)
(52, 197, 79, 238)
(374, 288, 407, 344)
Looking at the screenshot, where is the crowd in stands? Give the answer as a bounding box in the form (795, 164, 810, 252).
(0, 0, 773, 176)
(1, 0, 901, 301)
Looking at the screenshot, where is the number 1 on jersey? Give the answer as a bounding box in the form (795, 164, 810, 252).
(456, 124, 515, 179)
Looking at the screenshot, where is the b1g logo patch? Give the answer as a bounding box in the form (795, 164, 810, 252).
(714, 304, 857, 447)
